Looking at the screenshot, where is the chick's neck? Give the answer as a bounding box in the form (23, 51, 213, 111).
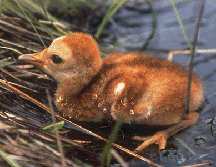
(56, 60, 103, 99)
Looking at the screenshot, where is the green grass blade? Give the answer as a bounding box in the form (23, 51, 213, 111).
(95, 0, 128, 39)
(0, 148, 23, 167)
(169, 0, 192, 50)
(140, 0, 157, 52)
(0, 0, 2, 19)
(21, 0, 67, 36)
(42, 121, 64, 130)
(13, 0, 46, 48)
(100, 115, 123, 167)
(3, 0, 58, 39)
(0, 61, 14, 68)
(106, 149, 112, 167)
(174, 134, 196, 155)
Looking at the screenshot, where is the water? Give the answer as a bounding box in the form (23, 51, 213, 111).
(105, 0, 216, 166)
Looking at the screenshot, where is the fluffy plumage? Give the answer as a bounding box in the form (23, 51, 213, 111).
(19, 32, 203, 151)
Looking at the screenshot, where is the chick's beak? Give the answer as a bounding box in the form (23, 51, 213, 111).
(18, 49, 47, 67)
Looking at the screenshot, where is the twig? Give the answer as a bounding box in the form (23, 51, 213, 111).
(168, 49, 216, 61)
(185, 0, 205, 114)
(182, 161, 211, 167)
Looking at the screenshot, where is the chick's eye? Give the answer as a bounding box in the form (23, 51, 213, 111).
(51, 54, 63, 64)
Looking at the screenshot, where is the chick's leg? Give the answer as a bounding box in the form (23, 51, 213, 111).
(133, 112, 199, 152)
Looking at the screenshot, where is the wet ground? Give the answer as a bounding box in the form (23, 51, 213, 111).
(0, 0, 216, 166)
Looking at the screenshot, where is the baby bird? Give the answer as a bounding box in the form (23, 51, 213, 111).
(19, 32, 203, 151)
